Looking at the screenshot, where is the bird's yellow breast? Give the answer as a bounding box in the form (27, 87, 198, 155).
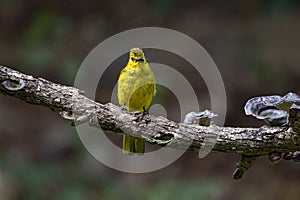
(117, 51, 156, 112)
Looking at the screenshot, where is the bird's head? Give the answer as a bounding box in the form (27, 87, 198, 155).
(129, 47, 146, 63)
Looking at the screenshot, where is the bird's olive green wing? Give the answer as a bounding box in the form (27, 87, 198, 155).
(117, 67, 136, 108)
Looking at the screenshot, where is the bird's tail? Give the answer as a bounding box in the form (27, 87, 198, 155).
(122, 135, 145, 155)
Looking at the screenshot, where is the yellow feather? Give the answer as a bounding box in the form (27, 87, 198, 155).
(117, 48, 156, 154)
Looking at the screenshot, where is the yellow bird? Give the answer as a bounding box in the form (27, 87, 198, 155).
(117, 47, 156, 154)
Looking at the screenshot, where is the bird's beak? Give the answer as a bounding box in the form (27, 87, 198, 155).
(136, 57, 145, 62)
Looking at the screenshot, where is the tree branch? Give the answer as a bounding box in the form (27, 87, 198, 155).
(0, 65, 299, 155)
(1, 65, 300, 179)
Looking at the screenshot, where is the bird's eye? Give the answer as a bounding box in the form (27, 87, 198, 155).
(131, 57, 134, 61)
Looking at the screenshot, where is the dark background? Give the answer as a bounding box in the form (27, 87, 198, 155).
(0, 0, 300, 199)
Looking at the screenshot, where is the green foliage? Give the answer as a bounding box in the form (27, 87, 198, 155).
(60, 59, 81, 84)
(1, 154, 223, 200)
(1, 158, 62, 199)
(20, 46, 53, 71)
(151, 0, 177, 17)
(102, 179, 223, 200)
(264, 0, 300, 15)
(20, 9, 72, 74)
(55, 184, 85, 200)
(25, 10, 71, 45)
(0, 172, 2, 198)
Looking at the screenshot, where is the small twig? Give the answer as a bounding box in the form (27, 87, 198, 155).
(233, 155, 257, 180)
(283, 151, 300, 162)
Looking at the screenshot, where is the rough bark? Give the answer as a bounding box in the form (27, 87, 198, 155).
(0, 65, 299, 157)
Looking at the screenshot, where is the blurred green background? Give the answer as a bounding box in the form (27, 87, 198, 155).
(1, 0, 300, 199)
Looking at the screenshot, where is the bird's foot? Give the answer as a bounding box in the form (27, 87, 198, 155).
(133, 110, 151, 123)
(121, 105, 127, 112)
